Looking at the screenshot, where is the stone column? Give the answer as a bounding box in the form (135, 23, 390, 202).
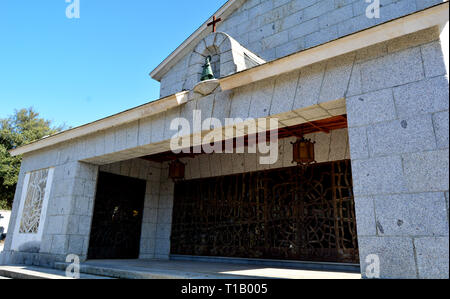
(40, 161, 98, 265)
(347, 34, 449, 278)
(153, 163, 175, 260)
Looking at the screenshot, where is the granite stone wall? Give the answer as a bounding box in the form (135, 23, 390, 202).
(159, 0, 445, 97)
(346, 30, 449, 278)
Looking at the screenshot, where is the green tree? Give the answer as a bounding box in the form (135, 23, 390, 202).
(0, 108, 65, 210)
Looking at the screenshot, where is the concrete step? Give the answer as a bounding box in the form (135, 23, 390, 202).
(54, 262, 252, 279)
(54, 260, 362, 280)
(0, 265, 114, 279)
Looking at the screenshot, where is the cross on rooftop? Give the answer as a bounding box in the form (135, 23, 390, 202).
(207, 16, 222, 33)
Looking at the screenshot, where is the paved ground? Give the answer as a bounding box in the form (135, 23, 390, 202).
(0, 266, 114, 279)
(55, 259, 362, 279)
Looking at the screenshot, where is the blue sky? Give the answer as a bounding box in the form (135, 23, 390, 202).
(0, 0, 227, 128)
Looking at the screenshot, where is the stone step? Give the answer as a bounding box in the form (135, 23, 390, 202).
(54, 260, 362, 280)
(0, 265, 114, 279)
(54, 262, 251, 279)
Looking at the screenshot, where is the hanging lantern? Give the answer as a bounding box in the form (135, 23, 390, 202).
(292, 136, 316, 166)
(169, 159, 185, 181)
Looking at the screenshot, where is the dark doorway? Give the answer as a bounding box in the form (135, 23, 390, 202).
(88, 172, 146, 260)
(171, 160, 359, 264)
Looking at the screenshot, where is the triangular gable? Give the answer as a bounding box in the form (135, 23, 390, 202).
(150, 0, 247, 82)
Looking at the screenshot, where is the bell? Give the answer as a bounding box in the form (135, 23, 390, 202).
(169, 159, 186, 181)
(292, 136, 316, 166)
(201, 56, 215, 81)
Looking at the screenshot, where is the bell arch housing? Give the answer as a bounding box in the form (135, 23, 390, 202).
(183, 32, 265, 91)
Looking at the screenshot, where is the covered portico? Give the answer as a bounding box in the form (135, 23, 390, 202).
(1, 3, 449, 279)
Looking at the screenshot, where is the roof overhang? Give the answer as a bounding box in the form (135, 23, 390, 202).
(9, 2, 449, 157)
(150, 0, 245, 81)
(9, 91, 189, 157)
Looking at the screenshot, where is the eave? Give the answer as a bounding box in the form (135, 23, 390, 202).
(9, 2, 449, 157)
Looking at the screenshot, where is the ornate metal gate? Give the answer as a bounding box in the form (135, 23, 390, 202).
(171, 160, 359, 263)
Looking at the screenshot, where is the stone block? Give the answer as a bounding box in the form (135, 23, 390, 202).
(156, 223, 171, 240)
(68, 235, 85, 255)
(140, 238, 156, 255)
(288, 18, 319, 40)
(157, 208, 173, 225)
(141, 223, 157, 239)
(292, 61, 326, 110)
(415, 237, 449, 279)
(354, 196, 377, 236)
(348, 126, 369, 160)
(351, 156, 407, 196)
(50, 235, 69, 255)
(374, 193, 449, 236)
(358, 236, 417, 279)
(248, 0, 274, 19)
(329, 128, 348, 161)
(66, 215, 80, 234)
(147, 167, 162, 184)
(143, 208, 158, 224)
(229, 84, 254, 119)
(212, 91, 232, 123)
(154, 238, 171, 256)
(304, 25, 338, 49)
(138, 117, 153, 147)
(367, 114, 436, 157)
(282, 10, 304, 30)
(151, 113, 166, 144)
(393, 76, 449, 118)
(421, 41, 448, 78)
(319, 53, 355, 103)
(275, 38, 304, 58)
(433, 111, 449, 150)
(39, 235, 53, 254)
(261, 31, 289, 50)
(318, 4, 353, 29)
(158, 194, 174, 209)
(303, 0, 334, 21)
(314, 132, 331, 163)
(144, 194, 159, 209)
(249, 78, 275, 118)
(78, 216, 92, 236)
(360, 47, 424, 93)
(416, 0, 443, 10)
(46, 215, 67, 235)
(74, 196, 90, 216)
(347, 88, 397, 127)
(403, 149, 449, 192)
(163, 107, 181, 141)
(346, 63, 362, 97)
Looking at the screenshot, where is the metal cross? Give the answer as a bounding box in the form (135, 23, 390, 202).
(207, 16, 222, 33)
